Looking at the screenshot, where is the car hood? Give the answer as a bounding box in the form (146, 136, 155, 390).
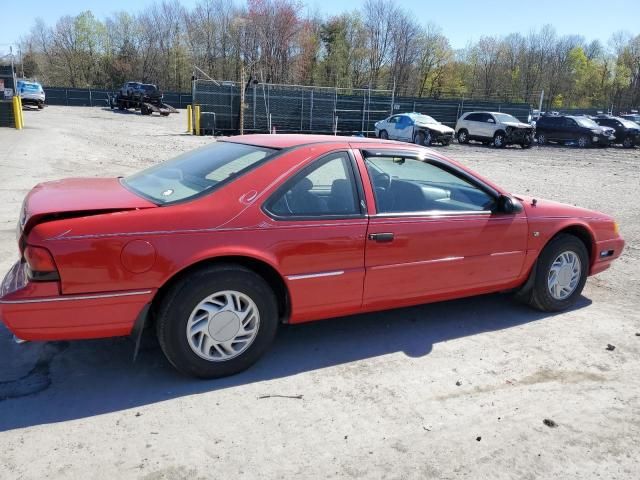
(416, 122, 454, 133)
(513, 194, 611, 220)
(20, 177, 156, 233)
(502, 121, 533, 129)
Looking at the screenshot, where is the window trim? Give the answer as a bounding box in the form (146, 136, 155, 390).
(361, 149, 500, 218)
(262, 149, 367, 222)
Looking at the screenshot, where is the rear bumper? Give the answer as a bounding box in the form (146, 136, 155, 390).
(590, 236, 625, 275)
(0, 261, 154, 341)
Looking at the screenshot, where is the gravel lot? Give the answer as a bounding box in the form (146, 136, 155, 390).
(0, 106, 639, 479)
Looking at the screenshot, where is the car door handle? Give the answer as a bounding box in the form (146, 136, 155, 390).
(368, 232, 394, 243)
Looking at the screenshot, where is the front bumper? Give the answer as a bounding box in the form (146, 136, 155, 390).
(432, 131, 454, 143)
(593, 134, 616, 145)
(590, 236, 625, 275)
(505, 128, 534, 144)
(0, 261, 154, 341)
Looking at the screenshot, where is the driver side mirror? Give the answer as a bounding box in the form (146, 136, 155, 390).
(487, 118, 495, 123)
(498, 195, 523, 214)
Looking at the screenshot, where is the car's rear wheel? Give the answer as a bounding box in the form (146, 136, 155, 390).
(577, 135, 591, 148)
(379, 130, 388, 140)
(156, 264, 279, 378)
(525, 234, 589, 312)
(493, 132, 506, 148)
(457, 129, 469, 144)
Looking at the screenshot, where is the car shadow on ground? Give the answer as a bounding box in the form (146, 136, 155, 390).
(0, 293, 591, 432)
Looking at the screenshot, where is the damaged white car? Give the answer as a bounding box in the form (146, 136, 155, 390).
(375, 113, 454, 146)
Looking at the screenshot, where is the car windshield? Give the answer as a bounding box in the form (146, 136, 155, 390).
(412, 114, 437, 124)
(575, 117, 598, 128)
(123, 142, 277, 204)
(493, 113, 520, 123)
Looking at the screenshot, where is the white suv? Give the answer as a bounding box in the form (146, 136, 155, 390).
(455, 111, 534, 148)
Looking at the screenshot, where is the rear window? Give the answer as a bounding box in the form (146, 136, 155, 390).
(123, 142, 277, 204)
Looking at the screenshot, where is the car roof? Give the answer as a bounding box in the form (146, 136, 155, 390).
(225, 134, 407, 149)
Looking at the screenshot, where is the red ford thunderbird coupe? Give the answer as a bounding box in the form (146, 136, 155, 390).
(0, 135, 625, 378)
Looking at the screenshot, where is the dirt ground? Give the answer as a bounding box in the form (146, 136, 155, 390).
(0, 106, 638, 480)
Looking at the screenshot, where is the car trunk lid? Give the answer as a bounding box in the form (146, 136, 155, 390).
(20, 177, 157, 235)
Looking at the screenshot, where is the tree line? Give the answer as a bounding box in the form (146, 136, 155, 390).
(15, 0, 640, 109)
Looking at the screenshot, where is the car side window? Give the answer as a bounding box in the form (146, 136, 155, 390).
(465, 113, 481, 122)
(388, 116, 399, 124)
(397, 116, 412, 127)
(483, 114, 495, 123)
(365, 156, 495, 214)
(564, 118, 577, 127)
(266, 152, 361, 218)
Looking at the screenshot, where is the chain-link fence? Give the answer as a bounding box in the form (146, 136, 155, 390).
(193, 79, 533, 135)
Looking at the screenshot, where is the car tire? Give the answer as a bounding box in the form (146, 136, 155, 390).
(156, 264, 279, 378)
(536, 133, 547, 145)
(623, 136, 634, 148)
(379, 130, 389, 140)
(493, 132, 506, 148)
(442, 139, 451, 146)
(457, 129, 469, 144)
(577, 135, 591, 148)
(37, 101, 44, 110)
(414, 131, 431, 146)
(526, 234, 589, 312)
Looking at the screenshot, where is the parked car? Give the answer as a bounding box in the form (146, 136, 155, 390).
(113, 82, 175, 116)
(592, 115, 640, 148)
(375, 112, 454, 146)
(16, 79, 45, 109)
(118, 81, 141, 98)
(455, 111, 534, 148)
(535, 115, 616, 148)
(0, 135, 624, 378)
(619, 113, 640, 123)
(132, 83, 163, 103)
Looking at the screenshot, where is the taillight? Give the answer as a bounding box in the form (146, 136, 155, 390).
(24, 245, 60, 281)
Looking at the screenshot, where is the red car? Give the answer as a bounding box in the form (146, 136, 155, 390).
(0, 135, 625, 378)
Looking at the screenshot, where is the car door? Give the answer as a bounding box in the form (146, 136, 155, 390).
(562, 117, 580, 142)
(357, 149, 528, 308)
(394, 115, 415, 141)
(262, 149, 368, 322)
(462, 113, 482, 137)
(480, 113, 497, 138)
(385, 116, 400, 139)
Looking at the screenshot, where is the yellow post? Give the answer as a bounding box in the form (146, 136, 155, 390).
(187, 105, 192, 133)
(18, 96, 24, 128)
(195, 105, 201, 136)
(12, 97, 22, 129)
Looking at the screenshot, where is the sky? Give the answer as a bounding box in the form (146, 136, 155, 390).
(1, 0, 639, 55)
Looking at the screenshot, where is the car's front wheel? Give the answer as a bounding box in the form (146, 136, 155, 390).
(379, 130, 389, 140)
(493, 132, 506, 148)
(414, 130, 431, 146)
(457, 129, 469, 144)
(577, 135, 591, 148)
(623, 136, 634, 148)
(525, 234, 589, 312)
(156, 264, 279, 378)
(536, 133, 547, 145)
